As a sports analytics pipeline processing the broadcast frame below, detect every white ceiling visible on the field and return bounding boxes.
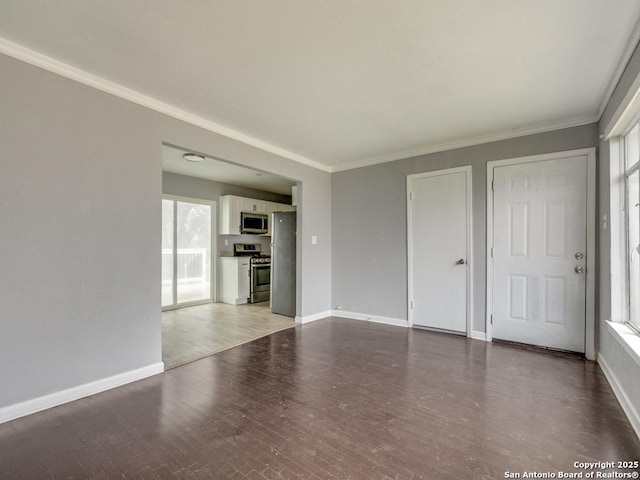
[162,145,296,196]
[1,1,640,172]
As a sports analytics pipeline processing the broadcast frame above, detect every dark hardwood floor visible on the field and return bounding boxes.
[1,317,638,479]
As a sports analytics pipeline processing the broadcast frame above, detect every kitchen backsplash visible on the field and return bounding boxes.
[218,235,271,257]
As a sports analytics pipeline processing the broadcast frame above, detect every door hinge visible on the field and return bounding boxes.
[491,180,494,191]
[491,247,494,258]
[410,300,414,309]
[409,191,413,201]
[490,314,493,325]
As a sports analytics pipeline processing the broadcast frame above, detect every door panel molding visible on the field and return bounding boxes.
[407,166,473,336]
[486,148,596,359]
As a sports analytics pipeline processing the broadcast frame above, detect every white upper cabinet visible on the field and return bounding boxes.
[220,195,242,235]
[239,197,265,214]
[275,204,296,213]
[220,195,294,235]
[262,202,276,237]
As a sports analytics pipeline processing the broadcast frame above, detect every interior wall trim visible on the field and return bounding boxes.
[0,36,330,174]
[598,354,640,440]
[295,310,332,324]
[332,310,409,328]
[331,117,597,173]
[470,331,488,341]
[0,362,165,425]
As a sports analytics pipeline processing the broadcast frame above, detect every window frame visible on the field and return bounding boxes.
[616,124,640,334]
[623,128,640,332]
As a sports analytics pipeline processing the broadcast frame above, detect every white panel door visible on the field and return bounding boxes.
[409,169,469,333]
[492,156,587,352]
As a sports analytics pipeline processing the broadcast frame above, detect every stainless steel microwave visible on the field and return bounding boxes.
[241,212,268,234]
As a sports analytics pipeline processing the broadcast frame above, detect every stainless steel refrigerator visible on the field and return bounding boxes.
[271,211,296,317]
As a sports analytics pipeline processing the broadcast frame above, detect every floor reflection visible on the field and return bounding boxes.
[3,317,638,479]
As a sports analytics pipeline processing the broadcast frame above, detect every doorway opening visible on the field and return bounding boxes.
[160,143,299,369]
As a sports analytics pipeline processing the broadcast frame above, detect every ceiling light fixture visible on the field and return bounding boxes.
[183,153,205,163]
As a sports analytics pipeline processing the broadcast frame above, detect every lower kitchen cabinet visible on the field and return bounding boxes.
[220,257,250,304]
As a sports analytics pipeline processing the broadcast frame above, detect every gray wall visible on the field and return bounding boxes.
[0,53,332,412]
[0,56,161,407]
[162,172,292,300]
[597,42,640,420]
[332,124,599,332]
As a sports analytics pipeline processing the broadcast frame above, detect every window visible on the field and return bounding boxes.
[162,196,214,309]
[623,124,640,331]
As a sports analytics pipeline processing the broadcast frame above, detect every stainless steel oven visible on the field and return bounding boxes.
[250,256,271,303]
[235,243,271,303]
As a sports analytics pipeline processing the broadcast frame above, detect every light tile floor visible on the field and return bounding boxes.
[162,302,295,369]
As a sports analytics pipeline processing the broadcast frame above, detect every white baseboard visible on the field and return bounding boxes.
[0,362,165,424]
[598,354,640,440]
[469,330,488,341]
[295,310,332,324]
[331,310,408,328]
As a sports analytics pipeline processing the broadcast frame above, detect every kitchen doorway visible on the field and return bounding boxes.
[160,143,299,369]
[486,149,596,358]
[407,166,472,334]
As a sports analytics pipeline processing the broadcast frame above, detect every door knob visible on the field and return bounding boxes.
[575,266,584,274]
[457,259,465,265]
[575,252,584,260]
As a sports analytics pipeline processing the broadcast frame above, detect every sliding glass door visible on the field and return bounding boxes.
[162,199,175,307]
[162,196,214,309]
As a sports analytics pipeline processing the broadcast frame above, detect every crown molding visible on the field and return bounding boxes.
[330,115,598,172]
[602,66,640,139]
[0,37,332,173]
[0,36,605,176]
[597,15,640,120]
